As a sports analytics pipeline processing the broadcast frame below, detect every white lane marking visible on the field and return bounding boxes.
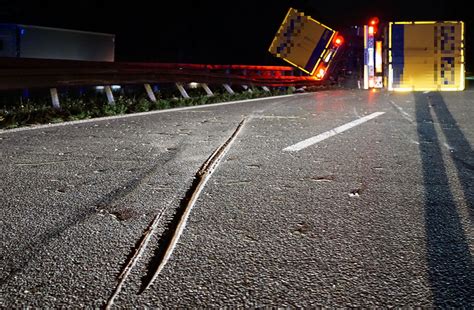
[0,93,308,135]
[389,100,413,123]
[283,112,385,152]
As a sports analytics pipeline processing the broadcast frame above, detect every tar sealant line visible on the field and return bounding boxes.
[0,93,307,135]
[283,112,385,152]
[105,207,168,309]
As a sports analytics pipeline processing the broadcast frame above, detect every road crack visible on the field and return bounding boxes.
[140,118,246,292]
[105,118,247,308]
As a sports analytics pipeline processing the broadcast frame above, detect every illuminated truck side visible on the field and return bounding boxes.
[0,24,115,62]
[269,8,343,80]
[387,21,465,91]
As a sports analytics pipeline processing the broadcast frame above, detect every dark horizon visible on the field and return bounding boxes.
[1,0,472,70]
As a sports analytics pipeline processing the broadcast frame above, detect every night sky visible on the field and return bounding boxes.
[1,0,472,70]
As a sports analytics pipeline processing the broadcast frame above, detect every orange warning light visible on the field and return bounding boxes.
[316,68,326,79]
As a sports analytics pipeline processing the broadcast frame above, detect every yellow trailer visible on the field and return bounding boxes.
[269,8,343,80]
[388,21,465,91]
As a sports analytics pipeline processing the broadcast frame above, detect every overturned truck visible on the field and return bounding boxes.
[269,8,344,80]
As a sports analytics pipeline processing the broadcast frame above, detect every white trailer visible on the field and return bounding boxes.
[0,24,115,62]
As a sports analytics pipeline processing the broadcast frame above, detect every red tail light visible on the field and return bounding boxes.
[334,36,344,46]
[370,17,379,25]
[369,17,379,34]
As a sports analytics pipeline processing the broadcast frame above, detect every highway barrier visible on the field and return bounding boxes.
[0,58,320,91]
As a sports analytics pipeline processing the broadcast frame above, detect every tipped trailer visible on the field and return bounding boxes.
[269,8,344,80]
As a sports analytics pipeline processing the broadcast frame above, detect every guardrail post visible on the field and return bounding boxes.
[262,86,270,92]
[201,83,214,96]
[144,83,157,102]
[176,83,190,99]
[50,88,60,109]
[104,86,115,105]
[242,85,253,93]
[223,84,235,95]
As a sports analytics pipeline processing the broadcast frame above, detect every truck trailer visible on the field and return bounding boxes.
[386,21,465,91]
[0,24,115,62]
[269,8,343,80]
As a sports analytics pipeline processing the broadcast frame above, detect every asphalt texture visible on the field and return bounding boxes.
[1,90,473,307]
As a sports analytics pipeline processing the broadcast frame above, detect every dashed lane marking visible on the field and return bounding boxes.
[283,112,385,152]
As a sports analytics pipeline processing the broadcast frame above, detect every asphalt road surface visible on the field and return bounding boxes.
[1,89,473,307]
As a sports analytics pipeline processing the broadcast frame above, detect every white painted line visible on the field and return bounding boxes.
[389,100,413,123]
[0,93,308,135]
[283,112,385,152]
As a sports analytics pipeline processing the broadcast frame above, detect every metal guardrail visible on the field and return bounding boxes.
[0,58,320,91]
[0,57,322,108]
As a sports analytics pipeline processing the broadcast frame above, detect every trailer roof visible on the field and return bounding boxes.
[0,23,115,37]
